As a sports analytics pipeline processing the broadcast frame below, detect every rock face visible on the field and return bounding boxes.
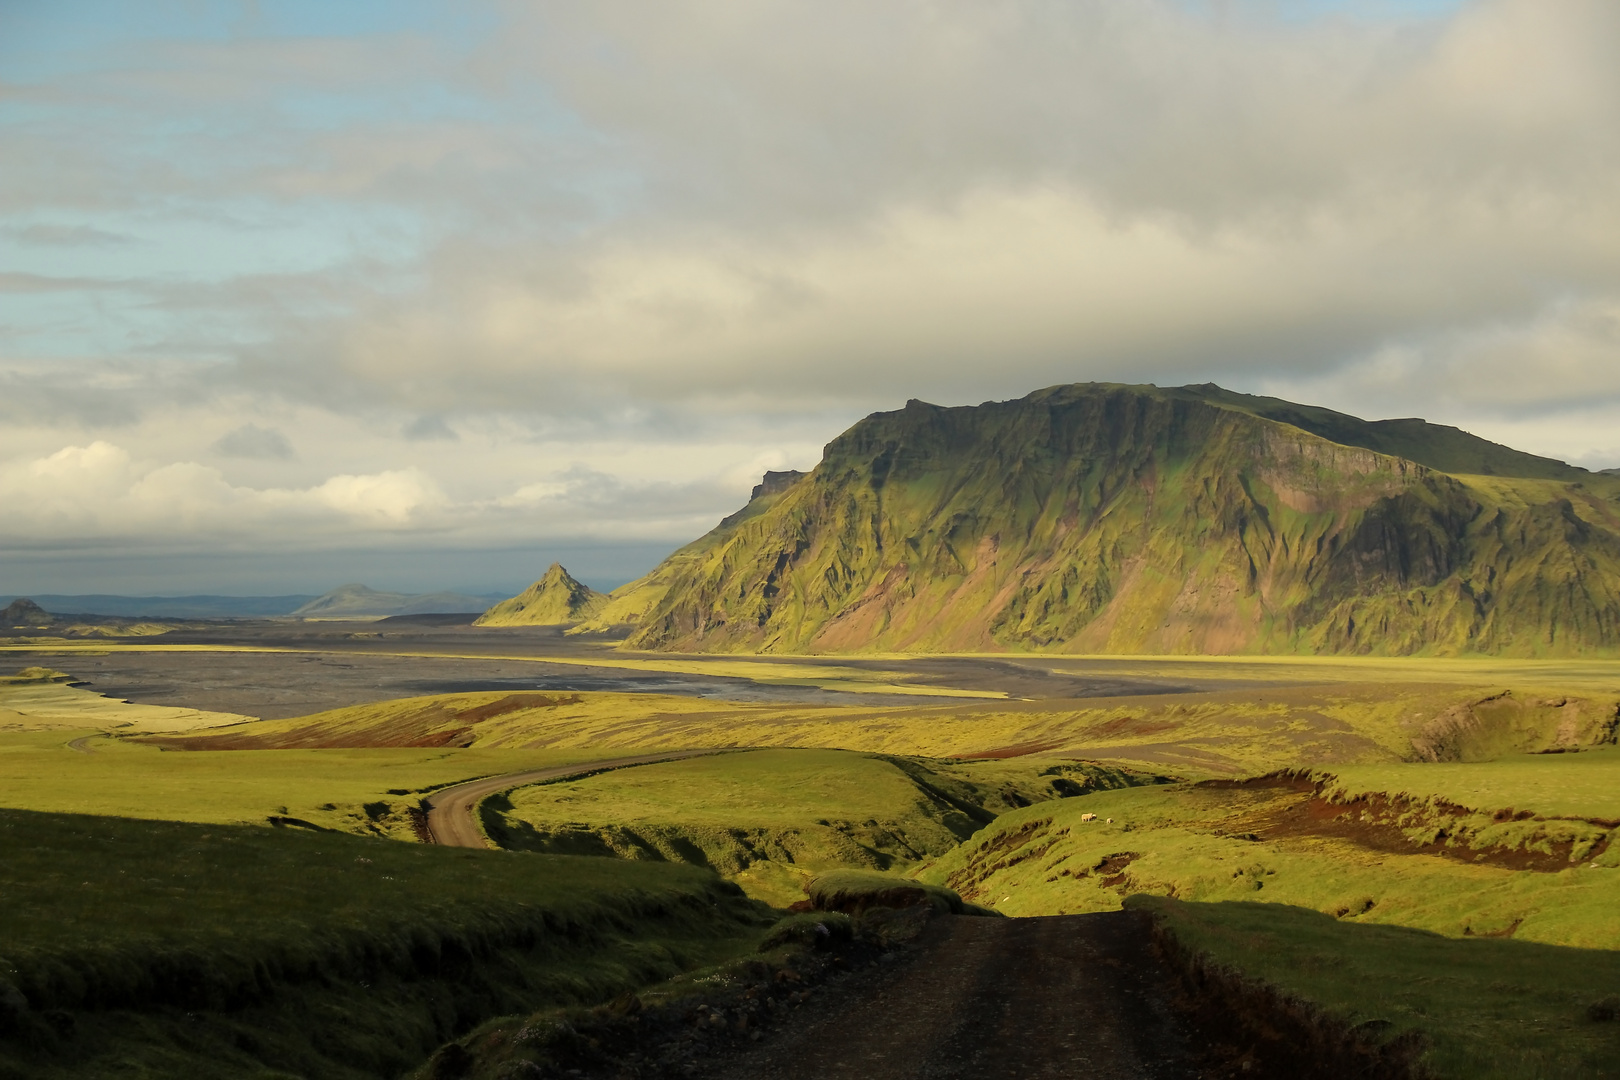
[600,382,1620,656]
[476,564,607,627]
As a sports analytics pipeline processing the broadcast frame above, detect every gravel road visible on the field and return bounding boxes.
[422,750,726,847]
[706,909,1199,1080]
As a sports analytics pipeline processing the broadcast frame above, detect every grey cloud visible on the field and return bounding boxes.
[5,0,1620,538]
[213,423,294,459]
[3,224,134,247]
[403,414,458,441]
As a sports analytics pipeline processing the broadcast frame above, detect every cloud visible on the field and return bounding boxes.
[2,224,134,247]
[403,414,458,441]
[0,442,446,548]
[3,0,1620,586]
[0,439,756,553]
[212,423,294,459]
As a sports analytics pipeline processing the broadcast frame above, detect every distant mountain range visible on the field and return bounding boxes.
[0,587,509,621]
[0,594,319,619]
[508,381,1620,656]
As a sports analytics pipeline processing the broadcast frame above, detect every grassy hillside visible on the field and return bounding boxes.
[572,473,808,632]
[609,382,1620,656]
[916,755,1620,948]
[1135,896,1620,1080]
[475,563,607,627]
[0,807,768,1080]
[482,747,1158,905]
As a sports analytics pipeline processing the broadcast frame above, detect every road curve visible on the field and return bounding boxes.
[422,749,724,848]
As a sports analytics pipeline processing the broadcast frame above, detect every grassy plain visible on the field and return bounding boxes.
[1326,750,1620,820]
[0,806,769,1080]
[146,676,1620,777]
[7,652,1620,1077]
[0,731,608,839]
[0,667,249,732]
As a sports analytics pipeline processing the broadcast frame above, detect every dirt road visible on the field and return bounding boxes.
[709,910,1199,1080]
[422,750,724,847]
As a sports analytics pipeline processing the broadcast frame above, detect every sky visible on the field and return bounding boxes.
[2,0,1617,596]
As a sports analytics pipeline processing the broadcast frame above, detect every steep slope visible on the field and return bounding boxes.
[475,564,607,626]
[618,383,1620,656]
[571,472,808,632]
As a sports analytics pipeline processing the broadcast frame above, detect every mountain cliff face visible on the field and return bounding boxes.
[475,564,606,626]
[598,383,1620,656]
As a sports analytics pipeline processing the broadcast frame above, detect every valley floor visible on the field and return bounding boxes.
[4,631,1620,1078]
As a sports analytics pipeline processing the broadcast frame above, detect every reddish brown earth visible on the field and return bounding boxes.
[1202,773,1615,873]
[706,911,1200,1080]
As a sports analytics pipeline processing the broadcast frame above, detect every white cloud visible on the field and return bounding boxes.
[0,442,448,546]
[4,0,1620,584]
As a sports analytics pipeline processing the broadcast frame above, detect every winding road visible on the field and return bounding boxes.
[421,749,724,847]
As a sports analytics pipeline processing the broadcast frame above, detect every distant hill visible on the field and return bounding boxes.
[475,564,607,626]
[578,382,1620,657]
[1,598,52,626]
[0,594,319,619]
[291,585,498,619]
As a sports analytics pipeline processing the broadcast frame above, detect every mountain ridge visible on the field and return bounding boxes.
[561,382,1620,656]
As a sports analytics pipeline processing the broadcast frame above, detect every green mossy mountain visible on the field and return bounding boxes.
[591,382,1620,656]
[476,563,607,626]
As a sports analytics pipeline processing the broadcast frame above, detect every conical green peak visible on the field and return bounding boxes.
[476,563,607,627]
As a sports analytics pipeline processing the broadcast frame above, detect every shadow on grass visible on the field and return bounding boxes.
[1132,896,1620,1079]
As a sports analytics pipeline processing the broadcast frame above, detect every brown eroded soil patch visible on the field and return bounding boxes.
[1203,773,1613,873]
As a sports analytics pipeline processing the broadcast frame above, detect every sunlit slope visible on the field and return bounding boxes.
[144,681,1620,776]
[476,563,607,626]
[617,382,1620,655]
[573,471,804,631]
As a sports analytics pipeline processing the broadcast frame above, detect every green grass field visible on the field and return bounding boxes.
[916,761,1620,947]
[0,806,771,1080]
[1133,896,1620,1079]
[1327,749,1620,820]
[0,729,613,840]
[485,748,1156,905]
[6,655,1620,1077]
